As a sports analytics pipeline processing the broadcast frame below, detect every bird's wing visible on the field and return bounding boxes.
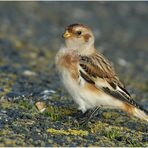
[79,54,147,112]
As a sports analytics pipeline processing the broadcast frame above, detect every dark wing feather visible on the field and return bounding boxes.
[79,54,145,109]
[102,87,148,114]
[79,70,95,84]
[79,54,126,90]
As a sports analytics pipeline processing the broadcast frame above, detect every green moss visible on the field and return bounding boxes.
[4,139,16,146]
[0,73,17,97]
[102,128,121,140]
[0,129,13,136]
[19,100,32,110]
[47,128,88,136]
[90,121,105,134]
[102,112,113,119]
[44,105,76,121]
[13,119,35,126]
[0,100,12,108]
[48,139,54,144]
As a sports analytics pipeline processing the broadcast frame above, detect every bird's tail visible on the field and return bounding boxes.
[123,103,148,122]
[133,107,148,121]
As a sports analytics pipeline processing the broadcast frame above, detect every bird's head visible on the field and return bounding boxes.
[63,23,95,55]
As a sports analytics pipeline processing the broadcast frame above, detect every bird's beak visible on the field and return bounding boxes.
[63,31,72,38]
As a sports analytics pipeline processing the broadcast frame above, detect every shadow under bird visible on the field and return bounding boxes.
[56,23,148,124]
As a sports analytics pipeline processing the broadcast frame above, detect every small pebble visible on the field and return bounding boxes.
[23,70,37,76]
[41,89,56,95]
[35,101,46,113]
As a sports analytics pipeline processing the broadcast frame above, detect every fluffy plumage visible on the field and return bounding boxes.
[56,23,148,122]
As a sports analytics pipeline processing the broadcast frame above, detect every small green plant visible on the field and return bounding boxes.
[103,128,121,140]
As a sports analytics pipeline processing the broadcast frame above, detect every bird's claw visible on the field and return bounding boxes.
[77,106,100,126]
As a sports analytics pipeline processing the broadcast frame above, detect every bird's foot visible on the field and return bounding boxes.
[78,106,100,126]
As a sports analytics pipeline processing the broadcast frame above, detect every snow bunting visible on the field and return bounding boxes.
[56,23,148,123]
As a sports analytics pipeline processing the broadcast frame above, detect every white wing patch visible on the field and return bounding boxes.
[95,78,114,90]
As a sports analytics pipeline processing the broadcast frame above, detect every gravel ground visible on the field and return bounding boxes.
[0,2,148,146]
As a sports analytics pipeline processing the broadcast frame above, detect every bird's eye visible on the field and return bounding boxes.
[76,31,82,35]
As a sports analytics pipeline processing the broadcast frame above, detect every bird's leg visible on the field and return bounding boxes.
[79,106,100,125]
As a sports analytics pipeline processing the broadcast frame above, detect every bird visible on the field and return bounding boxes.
[55,23,148,124]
